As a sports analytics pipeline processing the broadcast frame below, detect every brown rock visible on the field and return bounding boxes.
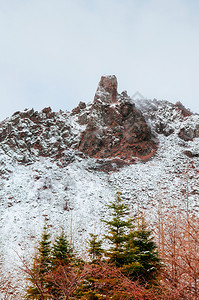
[71,101,86,115]
[78,76,157,167]
[42,107,52,114]
[184,150,199,158]
[175,101,192,117]
[178,124,199,141]
[94,75,118,104]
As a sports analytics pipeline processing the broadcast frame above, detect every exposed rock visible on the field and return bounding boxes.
[94,75,118,104]
[155,122,174,136]
[178,124,199,141]
[89,158,132,173]
[175,101,192,117]
[71,101,86,115]
[184,150,199,158]
[0,108,72,162]
[42,106,52,114]
[134,99,192,137]
[78,77,157,167]
[0,75,197,174]
[0,76,158,170]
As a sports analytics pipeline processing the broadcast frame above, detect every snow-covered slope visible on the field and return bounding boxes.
[0,75,199,274]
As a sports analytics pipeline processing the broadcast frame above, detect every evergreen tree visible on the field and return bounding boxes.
[25,221,52,299]
[51,229,72,267]
[37,223,52,273]
[88,233,103,263]
[46,229,74,299]
[124,218,161,285]
[103,194,162,286]
[103,192,133,267]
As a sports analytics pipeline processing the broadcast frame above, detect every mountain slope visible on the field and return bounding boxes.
[0,75,199,274]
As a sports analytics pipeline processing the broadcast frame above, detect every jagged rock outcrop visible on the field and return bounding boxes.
[0,107,73,163]
[0,75,158,171]
[94,75,118,104]
[78,76,157,169]
[0,75,198,173]
[174,101,192,117]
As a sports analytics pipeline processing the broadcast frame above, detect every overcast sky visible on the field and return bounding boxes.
[0,0,199,121]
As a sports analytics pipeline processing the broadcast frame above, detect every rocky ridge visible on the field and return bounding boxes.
[0,75,158,172]
[1,75,198,172]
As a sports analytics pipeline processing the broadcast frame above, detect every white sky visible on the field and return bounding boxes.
[0,0,199,121]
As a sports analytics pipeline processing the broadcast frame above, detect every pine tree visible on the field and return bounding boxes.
[124,218,161,286]
[38,223,52,273]
[51,229,72,267]
[24,221,52,299]
[103,192,133,267]
[45,229,75,299]
[103,194,162,286]
[88,233,103,263]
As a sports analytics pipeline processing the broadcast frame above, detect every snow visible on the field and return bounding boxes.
[0,98,198,279]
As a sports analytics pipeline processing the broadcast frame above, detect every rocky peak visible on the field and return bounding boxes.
[94,75,118,104]
[78,76,157,171]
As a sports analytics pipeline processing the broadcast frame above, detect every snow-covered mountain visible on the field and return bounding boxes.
[0,75,199,272]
